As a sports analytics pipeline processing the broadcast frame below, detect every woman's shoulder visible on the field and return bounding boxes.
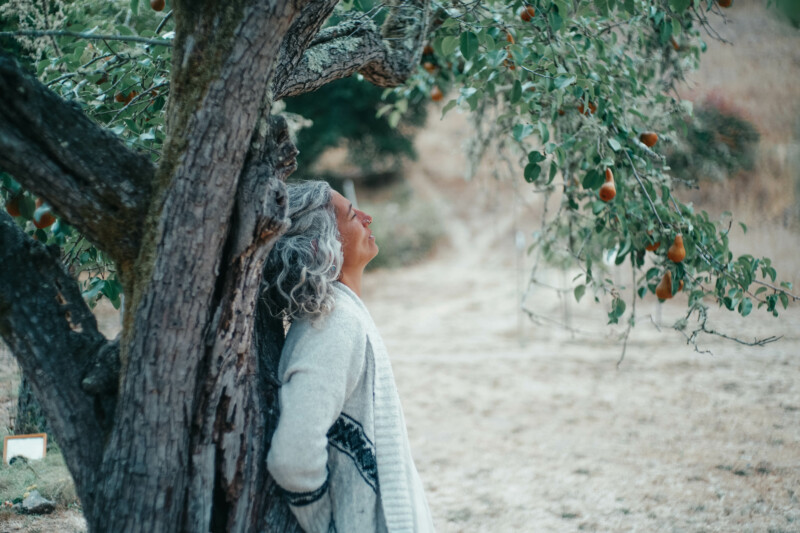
[287,284,366,340]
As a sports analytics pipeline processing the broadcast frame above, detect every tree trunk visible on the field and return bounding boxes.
[0,0,429,530]
[15,374,49,437]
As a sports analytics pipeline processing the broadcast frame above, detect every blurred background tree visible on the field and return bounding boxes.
[285,76,427,184]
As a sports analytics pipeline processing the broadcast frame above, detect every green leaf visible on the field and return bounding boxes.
[441,99,457,118]
[115,25,134,36]
[553,0,571,16]
[739,222,747,234]
[608,297,626,324]
[608,138,621,151]
[130,0,139,16]
[538,122,550,144]
[101,278,121,302]
[623,0,636,14]
[548,10,563,31]
[524,163,541,183]
[582,169,603,190]
[376,104,393,119]
[388,110,401,128]
[82,279,105,300]
[19,196,35,220]
[440,36,459,56]
[513,124,534,142]
[669,0,691,12]
[574,284,586,302]
[547,162,558,185]
[671,17,682,38]
[595,0,611,16]
[528,151,546,164]
[554,75,576,89]
[739,297,753,317]
[510,80,522,104]
[459,32,480,61]
[659,19,672,45]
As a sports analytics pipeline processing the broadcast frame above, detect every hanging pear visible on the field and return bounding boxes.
[599,168,616,202]
[656,271,674,300]
[668,234,686,263]
[655,270,684,300]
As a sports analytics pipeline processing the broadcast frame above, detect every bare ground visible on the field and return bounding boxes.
[363,164,800,532]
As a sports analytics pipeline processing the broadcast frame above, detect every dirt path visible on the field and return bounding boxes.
[360,117,800,532]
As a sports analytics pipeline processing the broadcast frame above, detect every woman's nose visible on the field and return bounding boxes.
[357,210,372,225]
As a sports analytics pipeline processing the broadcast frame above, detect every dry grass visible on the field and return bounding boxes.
[676,0,800,250]
[0,446,79,508]
[680,0,800,142]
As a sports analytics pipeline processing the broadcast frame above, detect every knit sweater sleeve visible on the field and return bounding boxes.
[267,301,367,533]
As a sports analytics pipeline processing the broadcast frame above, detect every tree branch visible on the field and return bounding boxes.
[0,211,110,511]
[271,0,341,97]
[0,54,155,269]
[273,0,430,100]
[0,29,173,47]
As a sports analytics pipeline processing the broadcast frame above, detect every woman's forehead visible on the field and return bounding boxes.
[330,191,350,215]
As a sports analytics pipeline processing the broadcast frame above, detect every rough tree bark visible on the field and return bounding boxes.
[0,0,428,531]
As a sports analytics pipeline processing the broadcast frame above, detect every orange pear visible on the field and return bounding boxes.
[667,234,686,263]
[599,168,616,202]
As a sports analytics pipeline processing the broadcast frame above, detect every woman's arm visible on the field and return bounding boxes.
[267,307,366,532]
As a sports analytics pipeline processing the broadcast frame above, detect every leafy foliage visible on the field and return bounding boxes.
[285,76,427,179]
[0,0,172,309]
[387,0,795,340]
[0,0,796,343]
[772,0,800,28]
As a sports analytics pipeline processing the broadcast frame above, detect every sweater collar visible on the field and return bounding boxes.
[333,281,364,309]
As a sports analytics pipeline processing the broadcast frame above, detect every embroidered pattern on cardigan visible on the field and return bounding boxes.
[327,413,378,492]
[282,475,329,507]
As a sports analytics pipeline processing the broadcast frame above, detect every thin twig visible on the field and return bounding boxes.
[617,261,636,368]
[622,147,665,229]
[155,11,174,35]
[0,30,172,47]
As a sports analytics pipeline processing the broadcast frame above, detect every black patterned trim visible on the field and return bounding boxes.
[327,413,378,492]
[282,475,329,507]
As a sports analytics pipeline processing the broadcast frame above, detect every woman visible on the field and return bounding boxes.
[264,181,435,533]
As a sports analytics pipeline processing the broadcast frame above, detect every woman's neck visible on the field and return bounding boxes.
[338,268,363,297]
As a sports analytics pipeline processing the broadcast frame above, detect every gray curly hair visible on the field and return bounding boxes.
[262,180,343,323]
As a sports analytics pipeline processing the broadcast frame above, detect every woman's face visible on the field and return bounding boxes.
[331,190,378,270]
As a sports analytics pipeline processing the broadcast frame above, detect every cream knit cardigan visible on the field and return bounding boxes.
[267,282,435,533]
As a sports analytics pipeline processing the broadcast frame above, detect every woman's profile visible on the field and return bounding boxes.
[264,180,435,533]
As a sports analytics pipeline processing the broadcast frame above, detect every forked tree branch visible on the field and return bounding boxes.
[0,54,155,269]
[271,0,341,95]
[0,211,111,511]
[273,0,430,99]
